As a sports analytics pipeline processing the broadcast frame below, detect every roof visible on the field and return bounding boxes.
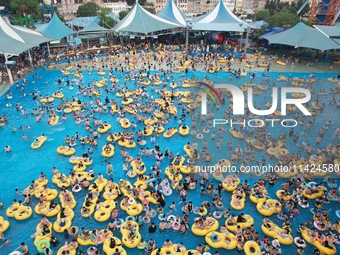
[262,22,340,51]
[191,0,250,32]
[156,0,187,26]
[261,27,284,37]
[251,20,268,29]
[0,16,52,55]
[66,16,100,28]
[35,13,75,40]
[113,2,182,34]
[79,21,111,33]
[106,12,120,22]
[243,9,255,15]
[314,24,340,46]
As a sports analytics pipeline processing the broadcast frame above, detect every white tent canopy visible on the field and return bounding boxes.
[0,16,51,55]
[113,2,183,34]
[156,0,187,26]
[0,16,52,84]
[191,0,250,32]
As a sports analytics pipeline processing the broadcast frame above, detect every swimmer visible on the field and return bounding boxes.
[0,238,11,249]
[4,146,12,153]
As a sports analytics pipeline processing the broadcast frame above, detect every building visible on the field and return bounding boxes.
[148,0,235,15]
[244,0,266,10]
[102,1,128,15]
[56,0,128,21]
[148,0,188,13]
[280,0,295,4]
[185,0,235,16]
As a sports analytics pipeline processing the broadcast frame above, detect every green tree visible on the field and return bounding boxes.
[119,10,129,20]
[255,26,268,38]
[0,0,9,6]
[9,0,42,21]
[144,1,155,13]
[55,8,65,22]
[127,0,146,6]
[255,9,270,22]
[98,8,116,29]
[302,19,312,26]
[268,7,300,28]
[76,2,100,17]
[144,7,155,14]
[291,0,310,16]
[265,0,277,15]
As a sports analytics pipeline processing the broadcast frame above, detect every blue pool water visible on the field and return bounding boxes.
[0,67,339,255]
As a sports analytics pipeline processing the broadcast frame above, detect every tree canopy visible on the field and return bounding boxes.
[256,9,270,22]
[127,0,146,6]
[264,0,309,16]
[119,10,129,20]
[257,0,311,30]
[9,0,42,21]
[98,8,116,29]
[55,8,65,22]
[268,7,300,28]
[76,2,100,17]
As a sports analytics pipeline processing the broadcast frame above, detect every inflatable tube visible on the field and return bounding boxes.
[307,181,317,188]
[125,216,136,222]
[172,222,181,231]
[294,237,306,248]
[115,218,124,228]
[9,252,22,255]
[162,186,173,196]
[196,133,204,139]
[244,240,261,255]
[143,216,150,224]
[36,239,50,253]
[213,211,223,219]
[148,209,157,218]
[167,215,176,223]
[72,185,82,193]
[327,182,338,188]
[310,208,318,215]
[336,210,340,218]
[158,213,165,221]
[128,198,135,205]
[298,200,309,209]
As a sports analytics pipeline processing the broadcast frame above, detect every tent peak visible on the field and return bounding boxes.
[114,0,182,34]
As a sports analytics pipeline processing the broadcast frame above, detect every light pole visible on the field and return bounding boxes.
[185,18,192,55]
[244,25,250,55]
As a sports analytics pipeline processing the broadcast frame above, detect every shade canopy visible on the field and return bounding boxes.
[156,0,187,26]
[261,27,284,37]
[106,12,120,22]
[0,16,52,55]
[314,24,340,46]
[67,17,100,28]
[262,22,340,51]
[191,0,249,32]
[113,2,182,34]
[251,20,268,29]
[79,21,111,33]
[35,13,75,40]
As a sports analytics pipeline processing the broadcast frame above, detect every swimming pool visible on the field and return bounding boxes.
[0,66,339,255]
